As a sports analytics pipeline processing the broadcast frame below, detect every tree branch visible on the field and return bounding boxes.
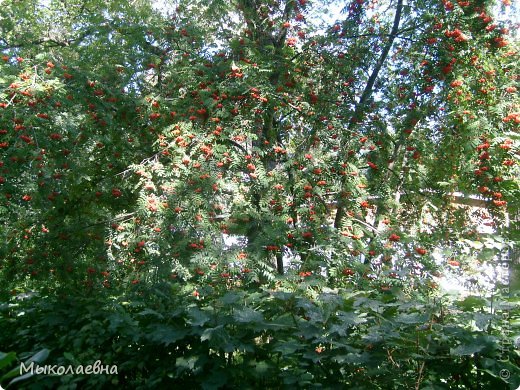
[334,0,404,228]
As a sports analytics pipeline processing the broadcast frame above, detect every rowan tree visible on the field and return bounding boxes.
[0,1,518,386]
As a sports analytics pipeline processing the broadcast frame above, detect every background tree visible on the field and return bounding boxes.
[0,0,518,388]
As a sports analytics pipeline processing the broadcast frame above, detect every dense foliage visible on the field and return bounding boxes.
[1,284,519,389]
[0,0,518,388]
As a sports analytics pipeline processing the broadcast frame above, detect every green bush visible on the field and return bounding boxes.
[1,278,518,389]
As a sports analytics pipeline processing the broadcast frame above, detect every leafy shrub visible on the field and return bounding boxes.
[1,278,518,389]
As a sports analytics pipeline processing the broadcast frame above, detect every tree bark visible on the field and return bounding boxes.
[334,0,404,228]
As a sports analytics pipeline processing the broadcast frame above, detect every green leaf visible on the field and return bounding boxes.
[137,308,164,319]
[175,356,199,373]
[219,291,244,305]
[455,296,488,311]
[333,352,371,364]
[8,372,35,387]
[450,343,484,356]
[0,352,16,370]
[63,352,76,363]
[146,324,188,346]
[271,291,294,301]
[27,349,50,364]
[187,306,211,327]
[261,313,294,330]
[233,307,264,323]
[0,350,47,385]
[201,325,228,343]
[1,365,21,382]
[473,313,493,330]
[274,340,303,356]
[395,313,429,324]
[250,360,273,377]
